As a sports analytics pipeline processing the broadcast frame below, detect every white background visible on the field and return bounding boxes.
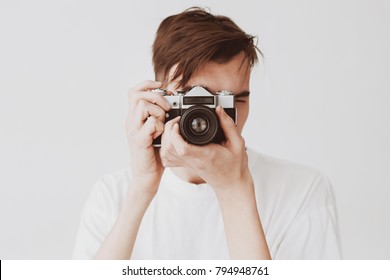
[2,260,390,280]
[0,0,389,259]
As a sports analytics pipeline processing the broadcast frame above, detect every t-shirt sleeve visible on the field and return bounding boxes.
[273,174,343,259]
[72,179,114,259]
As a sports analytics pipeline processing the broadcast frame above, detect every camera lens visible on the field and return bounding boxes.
[190,117,208,134]
[180,105,219,145]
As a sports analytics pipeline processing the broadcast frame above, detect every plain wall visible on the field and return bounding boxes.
[0,0,389,259]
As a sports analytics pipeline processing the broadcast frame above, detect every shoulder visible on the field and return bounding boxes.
[100,167,132,190]
[94,167,131,195]
[247,147,336,216]
[73,167,132,259]
[247,147,321,181]
[84,167,132,219]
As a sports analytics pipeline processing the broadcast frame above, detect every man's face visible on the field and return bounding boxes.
[165,52,251,135]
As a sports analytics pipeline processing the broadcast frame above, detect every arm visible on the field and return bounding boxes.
[215,178,271,259]
[94,80,171,259]
[160,106,271,259]
[94,185,154,259]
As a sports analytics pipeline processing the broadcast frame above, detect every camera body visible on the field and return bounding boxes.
[152,86,236,146]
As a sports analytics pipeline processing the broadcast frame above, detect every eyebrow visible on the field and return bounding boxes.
[234,91,250,98]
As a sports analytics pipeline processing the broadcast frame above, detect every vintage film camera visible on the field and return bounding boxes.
[152,86,236,146]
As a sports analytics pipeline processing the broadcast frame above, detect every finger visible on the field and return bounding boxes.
[165,122,226,171]
[168,123,188,156]
[169,123,208,158]
[170,123,221,169]
[160,116,180,146]
[133,91,171,111]
[161,116,181,160]
[161,116,180,148]
[134,100,166,126]
[132,80,162,91]
[139,116,164,142]
[216,106,241,144]
[128,80,171,111]
[164,116,181,132]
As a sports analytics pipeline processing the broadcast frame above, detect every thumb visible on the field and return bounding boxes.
[216,106,240,143]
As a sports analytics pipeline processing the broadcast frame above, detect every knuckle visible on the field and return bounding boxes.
[240,136,246,147]
[148,116,157,125]
[149,92,160,98]
[236,136,246,151]
[177,146,189,157]
[155,94,170,109]
[138,99,147,108]
[155,107,165,120]
[156,120,164,131]
[157,106,166,115]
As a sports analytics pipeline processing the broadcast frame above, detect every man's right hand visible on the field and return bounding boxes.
[125,80,171,198]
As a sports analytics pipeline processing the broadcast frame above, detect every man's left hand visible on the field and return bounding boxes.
[159,106,253,192]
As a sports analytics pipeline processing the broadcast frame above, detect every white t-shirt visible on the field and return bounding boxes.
[73,148,342,259]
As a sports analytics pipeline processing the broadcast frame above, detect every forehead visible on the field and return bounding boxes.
[167,52,251,93]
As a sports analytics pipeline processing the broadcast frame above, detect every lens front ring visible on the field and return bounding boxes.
[180,105,219,145]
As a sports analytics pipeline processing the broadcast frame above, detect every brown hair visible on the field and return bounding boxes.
[152,7,261,88]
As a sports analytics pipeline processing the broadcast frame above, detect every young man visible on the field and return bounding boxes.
[73,8,342,260]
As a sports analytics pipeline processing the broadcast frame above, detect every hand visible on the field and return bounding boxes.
[159,106,270,260]
[125,80,171,197]
[159,106,253,193]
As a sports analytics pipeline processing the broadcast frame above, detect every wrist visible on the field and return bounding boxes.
[214,173,257,208]
[213,169,254,195]
[130,170,164,194]
[126,180,158,205]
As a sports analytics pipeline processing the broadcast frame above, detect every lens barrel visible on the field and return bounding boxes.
[179,105,219,145]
